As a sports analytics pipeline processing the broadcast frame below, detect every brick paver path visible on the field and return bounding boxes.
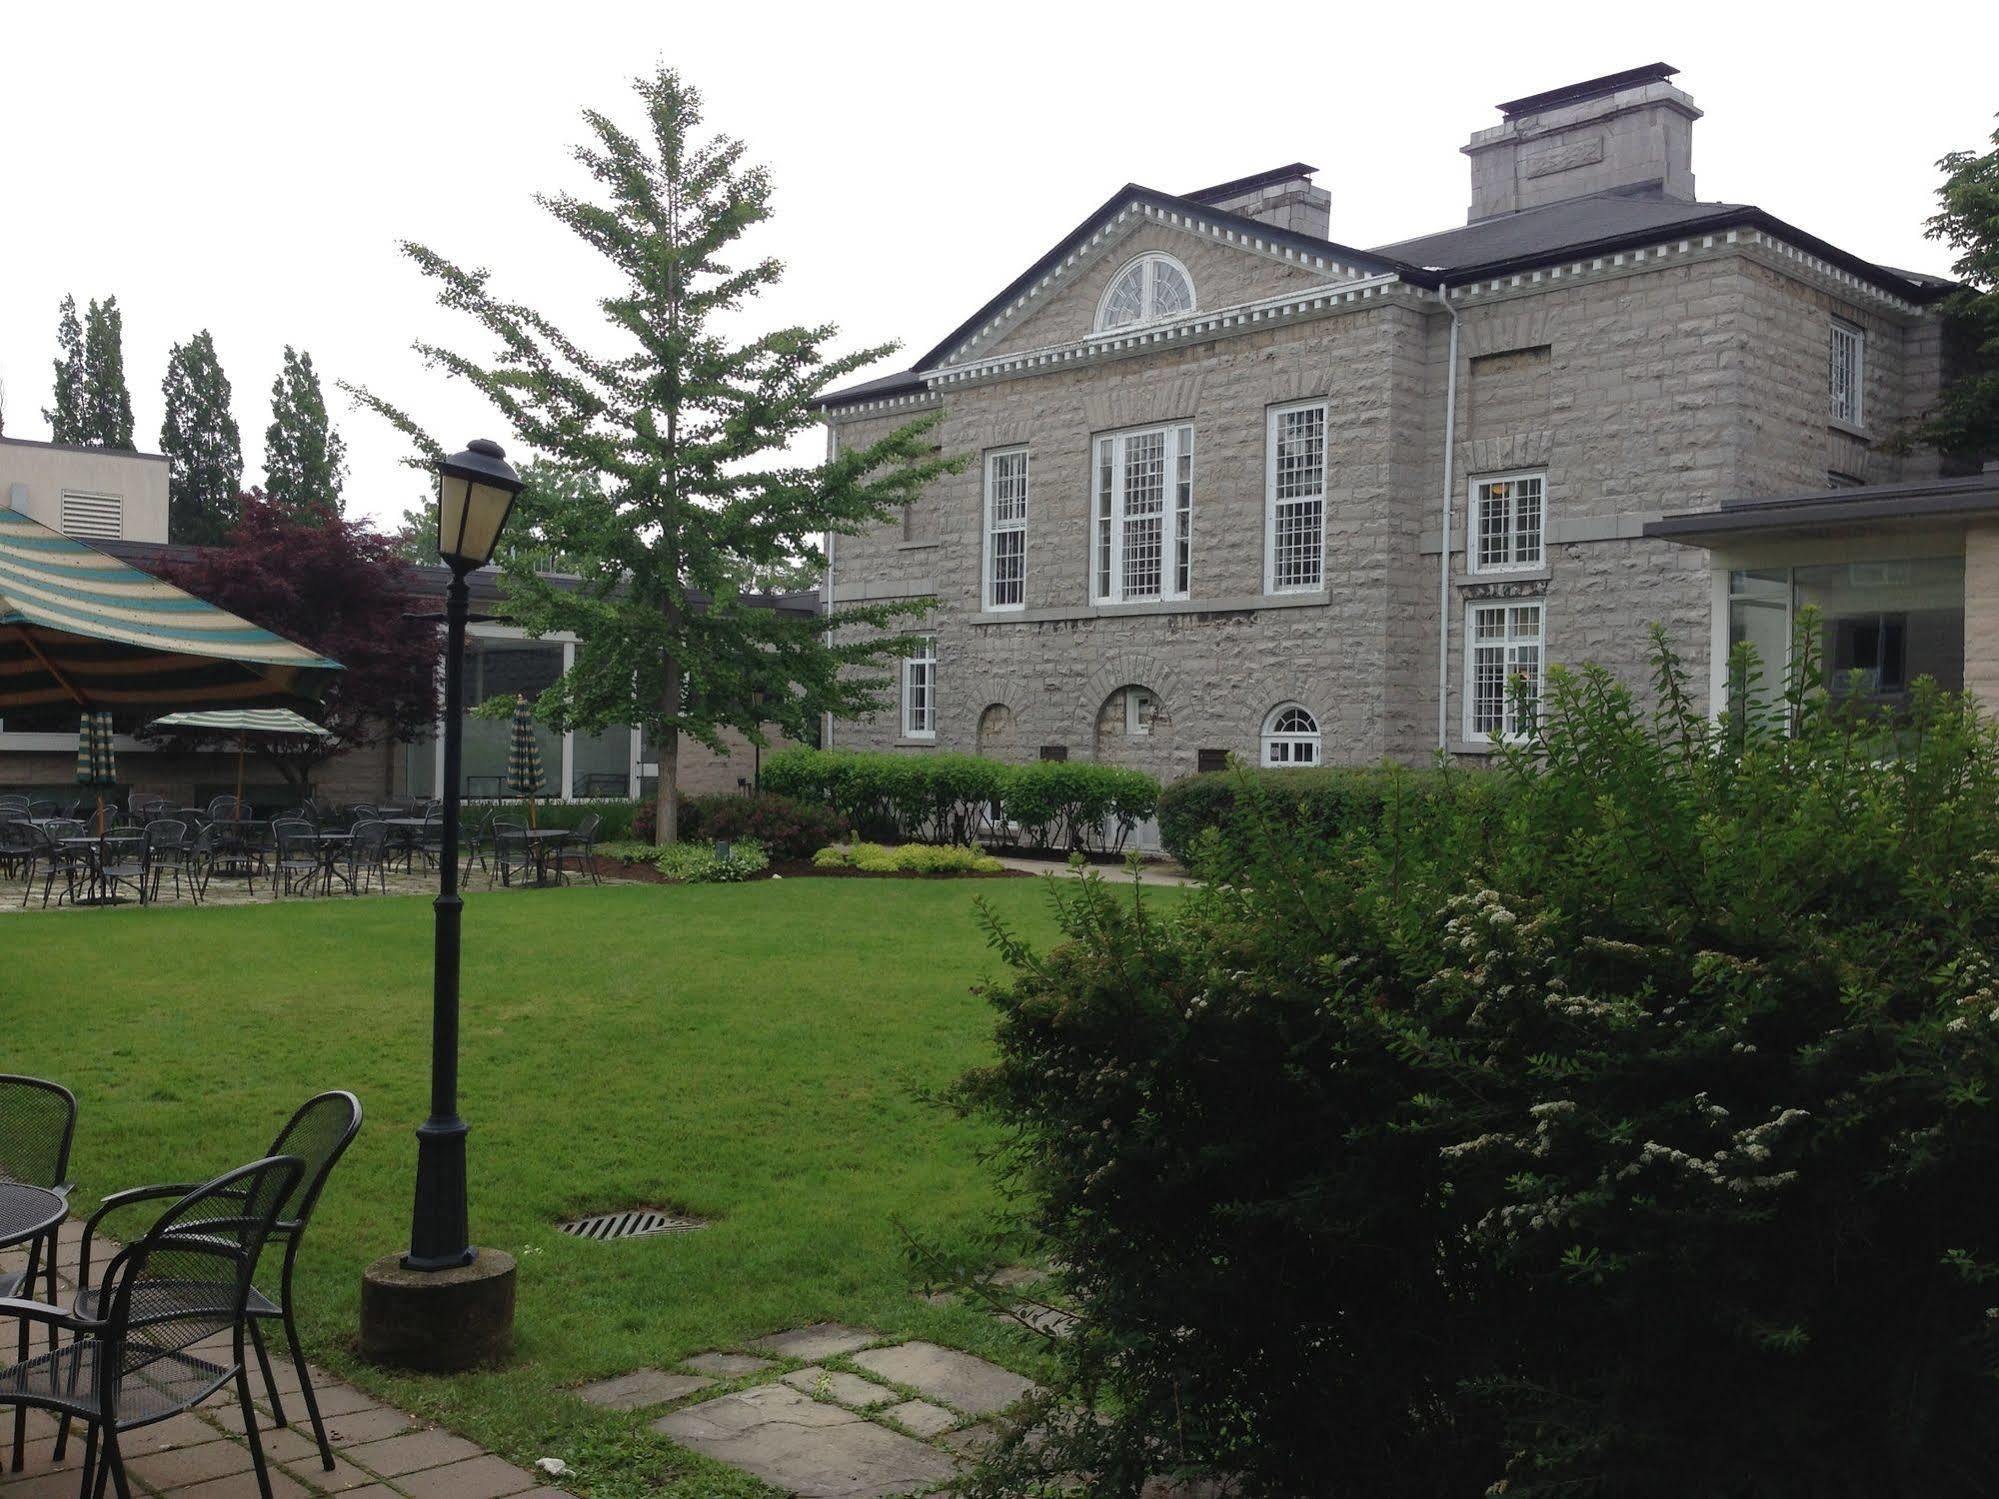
[0,1222,559,1499]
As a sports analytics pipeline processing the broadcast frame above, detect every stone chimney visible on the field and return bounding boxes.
[1464,63,1700,222]
[1183,163,1332,240]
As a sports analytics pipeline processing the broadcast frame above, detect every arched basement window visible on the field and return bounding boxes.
[1261,703,1321,766]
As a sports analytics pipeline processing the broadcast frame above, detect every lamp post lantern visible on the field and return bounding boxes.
[359,439,526,1371]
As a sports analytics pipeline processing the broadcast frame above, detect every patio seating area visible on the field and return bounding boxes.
[0,795,610,913]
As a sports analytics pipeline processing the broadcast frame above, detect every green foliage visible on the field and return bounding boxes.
[764,749,1157,853]
[1155,762,1506,870]
[956,628,1999,1498]
[265,345,347,520]
[468,797,642,841]
[653,837,767,882]
[677,792,848,860]
[812,841,1004,874]
[1895,114,1999,463]
[43,294,85,443]
[45,294,133,448]
[160,330,244,544]
[346,67,961,845]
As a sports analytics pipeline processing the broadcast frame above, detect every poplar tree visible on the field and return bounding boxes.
[43,295,86,443]
[350,67,956,843]
[265,346,347,520]
[80,296,135,448]
[160,330,245,543]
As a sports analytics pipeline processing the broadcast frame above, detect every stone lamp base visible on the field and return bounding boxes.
[359,1250,517,1372]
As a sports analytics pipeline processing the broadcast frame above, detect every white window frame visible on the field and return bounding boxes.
[1830,318,1865,428]
[1260,703,1322,766]
[1092,423,1194,604]
[1264,400,1328,594]
[1467,472,1545,575]
[901,635,937,740]
[1094,252,1197,332]
[982,447,1029,612]
[1463,600,1546,745]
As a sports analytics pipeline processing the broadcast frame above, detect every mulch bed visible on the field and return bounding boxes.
[586,855,1030,884]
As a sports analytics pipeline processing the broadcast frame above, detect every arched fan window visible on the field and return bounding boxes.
[1260,703,1322,766]
[1096,253,1196,331]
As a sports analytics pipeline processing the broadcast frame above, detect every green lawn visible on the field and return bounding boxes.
[6,877,1175,1496]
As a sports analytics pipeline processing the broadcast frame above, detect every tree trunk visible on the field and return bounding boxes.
[655,652,683,844]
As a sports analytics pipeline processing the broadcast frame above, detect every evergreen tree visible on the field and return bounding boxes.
[43,294,85,443]
[350,66,957,842]
[159,330,245,543]
[264,346,347,520]
[80,296,135,448]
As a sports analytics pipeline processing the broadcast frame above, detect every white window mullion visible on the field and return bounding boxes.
[1265,402,1327,593]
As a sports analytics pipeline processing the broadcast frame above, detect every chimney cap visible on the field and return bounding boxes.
[1182,162,1320,205]
[1497,62,1679,119]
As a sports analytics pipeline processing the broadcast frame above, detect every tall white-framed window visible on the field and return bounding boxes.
[983,447,1029,611]
[1465,601,1544,743]
[1830,318,1865,427]
[1469,473,1545,574]
[901,635,937,739]
[1265,401,1327,592]
[1095,252,1196,332]
[1260,703,1322,766]
[1093,424,1193,604]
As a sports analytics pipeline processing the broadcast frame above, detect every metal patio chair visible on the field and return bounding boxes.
[68,1094,361,1473]
[488,818,529,888]
[344,820,390,895]
[16,1154,304,1499]
[20,823,87,909]
[0,1076,77,1472]
[550,812,602,886]
[141,821,193,904]
[271,821,319,898]
[0,820,31,880]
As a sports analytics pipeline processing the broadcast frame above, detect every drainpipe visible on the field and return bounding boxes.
[821,421,837,750]
[1435,280,1461,752]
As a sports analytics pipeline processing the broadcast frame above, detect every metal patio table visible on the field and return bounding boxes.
[518,828,574,887]
[56,835,128,907]
[314,829,355,895]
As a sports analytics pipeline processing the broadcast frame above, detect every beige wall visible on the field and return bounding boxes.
[1967,523,1999,712]
[0,437,170,543]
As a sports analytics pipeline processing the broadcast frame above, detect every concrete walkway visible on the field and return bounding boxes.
[0,1222,558,1499]
[991,856,1195,888]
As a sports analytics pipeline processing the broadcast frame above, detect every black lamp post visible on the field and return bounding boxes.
[406,438,523,1272]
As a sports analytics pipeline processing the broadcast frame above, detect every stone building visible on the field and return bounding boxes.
[818,63,1993,786]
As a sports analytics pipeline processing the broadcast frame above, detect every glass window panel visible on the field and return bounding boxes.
[571,724,632,799]
[1793,556,1963,705]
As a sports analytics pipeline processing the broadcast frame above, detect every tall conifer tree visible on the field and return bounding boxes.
[264,346,347,520]
[43,295,85,443]
[350,67,956,842]
[160,330,245,543]
[80,296,135,448]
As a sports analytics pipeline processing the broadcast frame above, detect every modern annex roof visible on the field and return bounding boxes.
[820,65,1951,413]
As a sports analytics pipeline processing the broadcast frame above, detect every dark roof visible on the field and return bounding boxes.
[1497,63,1678,118]
[819,174,1952,412]
[1183,162,1319,204]
[1646,473,1999,544]
[0,434,168,464]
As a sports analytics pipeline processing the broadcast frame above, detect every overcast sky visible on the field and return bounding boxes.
[4,2,1993,527]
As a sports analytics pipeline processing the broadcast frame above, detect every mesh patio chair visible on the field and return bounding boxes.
[0,797,29,821]
[0,1076,77,1472]
[488,818,529,888]
[550,813,602,886]
[459,807,495,875]
[95,830,148,905]
[345,821,390,895]
[271,821,319,899]
[13,1154,304,1499]
[20,823,88,909]
[206,795,245,821]
[0,820,31,881]
[141,821,193,904]
[25,801,57,821]
[68,1095,361,1473]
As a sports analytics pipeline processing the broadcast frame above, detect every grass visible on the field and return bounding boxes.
[6,877,1183,1496]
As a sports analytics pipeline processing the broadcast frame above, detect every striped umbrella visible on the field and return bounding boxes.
[0,505,340,716]
[75,709,117,825]
[505,695,546,828]
[149,707,335,808]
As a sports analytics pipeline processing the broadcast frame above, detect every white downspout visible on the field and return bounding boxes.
[821,421,837,750]
[1436,283,1461,752]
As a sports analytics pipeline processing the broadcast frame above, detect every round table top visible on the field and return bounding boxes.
[0,1181,68,1250]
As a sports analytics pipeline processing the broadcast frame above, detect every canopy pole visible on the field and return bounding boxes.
[13,625,89,707]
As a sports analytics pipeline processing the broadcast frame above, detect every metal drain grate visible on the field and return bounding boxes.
[557,1208,707,1242]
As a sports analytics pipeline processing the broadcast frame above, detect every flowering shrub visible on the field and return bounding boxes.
[652,838,767,883]
[812,841,1004,875]
[955,626,1999,1498]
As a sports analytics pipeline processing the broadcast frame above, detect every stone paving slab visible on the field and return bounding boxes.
[781,1366,898,1409]
[746,1322,882,1362]
[682,1351,774,1378]
[652,1384,957,1498]
[573,1368,714,1410]
[881,1401,956,1438]
[849,1342,1038,1417]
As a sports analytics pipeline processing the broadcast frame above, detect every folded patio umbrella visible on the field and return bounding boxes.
[505,694,546,829]
[0,505,341,721]
[75,709,117,825]
[148,707,336,808]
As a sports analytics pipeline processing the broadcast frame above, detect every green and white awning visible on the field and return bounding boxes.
[0,506,341,716]
[149,708,336,738]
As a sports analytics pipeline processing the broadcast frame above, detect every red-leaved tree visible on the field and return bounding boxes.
[143,492,440,794]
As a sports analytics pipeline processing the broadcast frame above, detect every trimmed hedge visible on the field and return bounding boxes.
[1155,764,1505,869]
[763,748,1158,853]
[679,793,848,860]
